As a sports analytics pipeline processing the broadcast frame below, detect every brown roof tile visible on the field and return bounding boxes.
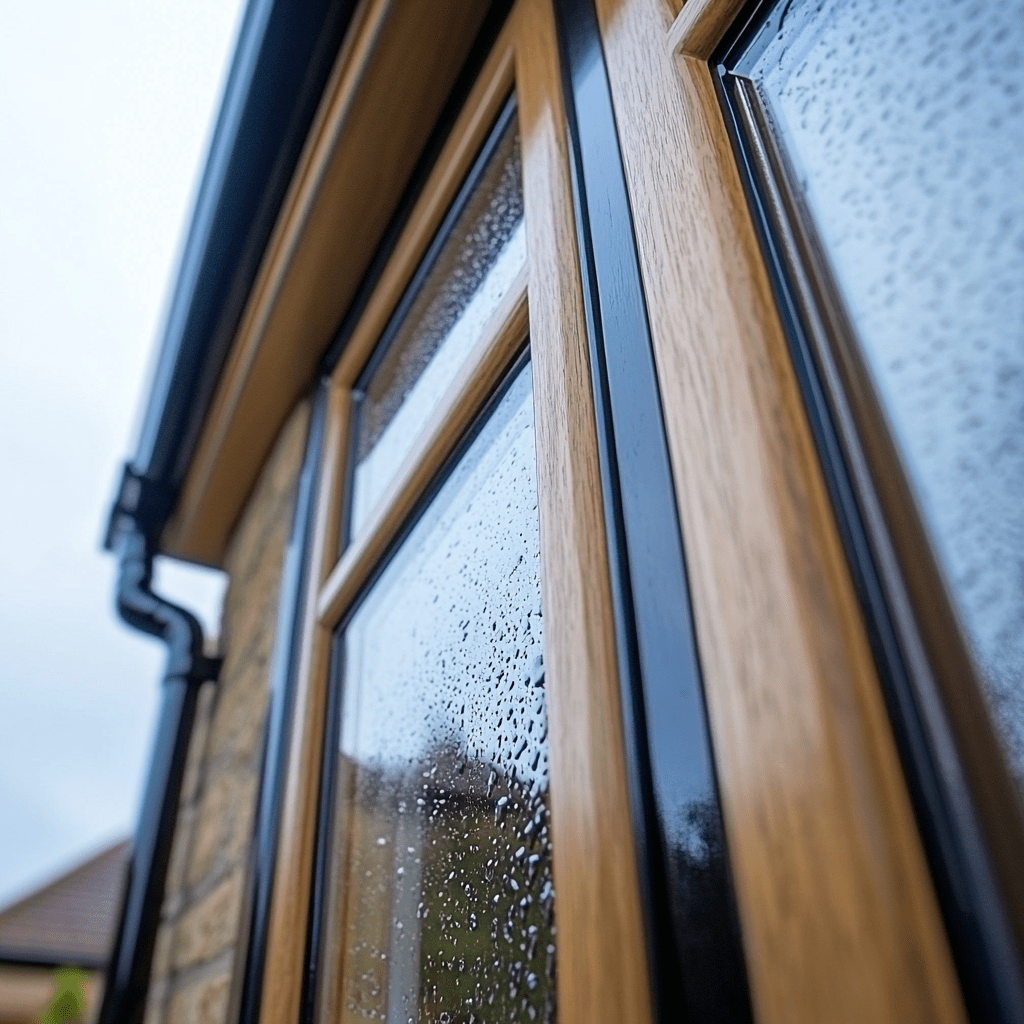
[0,840,129,968]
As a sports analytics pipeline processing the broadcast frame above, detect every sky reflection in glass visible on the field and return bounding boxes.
[349,115,525,540]
[743,0,1024,792]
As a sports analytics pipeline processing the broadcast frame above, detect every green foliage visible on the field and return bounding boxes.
[34,968,88,1024]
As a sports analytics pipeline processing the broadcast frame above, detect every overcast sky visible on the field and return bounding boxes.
[0,0,245,908]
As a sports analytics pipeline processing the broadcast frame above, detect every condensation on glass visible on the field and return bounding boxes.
[737,0,1024,792]
[347,105,526,542]
[316,361,556,1024]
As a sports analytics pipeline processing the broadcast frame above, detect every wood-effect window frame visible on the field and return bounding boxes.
[225,1,981,1023]
[255,4,652,1023]
[588,0,968,1022]
[710,3,1024,1020]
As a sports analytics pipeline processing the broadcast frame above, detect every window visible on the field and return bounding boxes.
[254,5,660,1022]
[231,0,1018,1022]
[715,0,1024,1017]
[344,102,525,542]
[316,355,554,1023]
[312,103,556,1022]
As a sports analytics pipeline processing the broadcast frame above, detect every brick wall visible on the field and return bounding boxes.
[144,399,311,1024]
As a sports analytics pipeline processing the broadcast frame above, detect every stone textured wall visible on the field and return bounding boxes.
[144,400,311,1024]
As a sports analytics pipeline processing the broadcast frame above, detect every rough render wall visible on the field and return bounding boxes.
[144,399,311,1024]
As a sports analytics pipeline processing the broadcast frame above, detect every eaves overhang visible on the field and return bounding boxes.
[104,0,360,558]
[105,0,498,567]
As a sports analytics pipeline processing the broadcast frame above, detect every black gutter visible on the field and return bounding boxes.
[97,527,222,1024]
[553,0,754,1020]
[105,0,359,550]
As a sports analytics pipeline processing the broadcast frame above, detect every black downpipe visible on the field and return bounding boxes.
[97,528,221,1024]
[98,0,361,1016]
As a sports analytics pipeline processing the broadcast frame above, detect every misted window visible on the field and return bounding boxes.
[346,104,525,544]
[313,99,557,1024]
[724,0,1024,793]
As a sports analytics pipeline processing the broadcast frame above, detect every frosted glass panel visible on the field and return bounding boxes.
[319,362,556,1024]
[742,0,1024,788]
[349,111,525,540]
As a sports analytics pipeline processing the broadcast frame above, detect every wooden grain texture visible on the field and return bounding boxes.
[667,0,746,59]
[517,0,654,1021]
[317,275,529,626]
[592,1,968,1022]
[663,0,686,23]
[257,386,348,1024]
[163,0,488,566]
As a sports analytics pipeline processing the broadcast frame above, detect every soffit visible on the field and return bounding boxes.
[162,0,490,564]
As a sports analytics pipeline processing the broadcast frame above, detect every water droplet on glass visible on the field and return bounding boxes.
[319,352,557,1019]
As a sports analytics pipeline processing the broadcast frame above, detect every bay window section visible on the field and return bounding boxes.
[728,0,1024,796]
[715,0,1024,1014]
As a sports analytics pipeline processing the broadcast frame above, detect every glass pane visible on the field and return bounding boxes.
[318,361,557,1024]
[348,105,526,541]
[741,0,1024,792]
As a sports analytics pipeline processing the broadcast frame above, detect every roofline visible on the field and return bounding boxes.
[0,948,106,971]
[105,0,358,552]
[0,839,130,974]
[0,839,130,920]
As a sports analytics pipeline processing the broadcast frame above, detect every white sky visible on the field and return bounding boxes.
[0,0,246,907]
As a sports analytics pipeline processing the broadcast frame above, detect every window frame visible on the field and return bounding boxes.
[227,1,987,1023]
[710,3,1024,1018]
[593,0,970,1021]
[254,4,653,1022]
